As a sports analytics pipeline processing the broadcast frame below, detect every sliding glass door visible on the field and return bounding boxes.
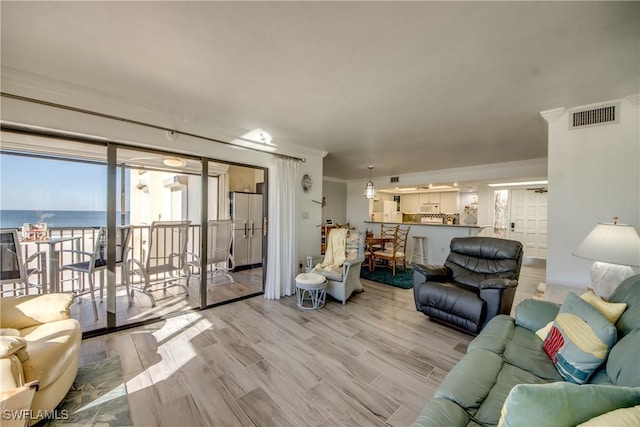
[1,132,266,334]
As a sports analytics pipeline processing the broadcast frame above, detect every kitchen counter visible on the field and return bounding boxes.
[365,221,488,229]
[364,221,491,265]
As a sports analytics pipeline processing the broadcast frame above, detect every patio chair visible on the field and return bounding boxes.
[0,229,45,296]
[59,226,133,320]
[127,221,191,307]
[188,220,235,284]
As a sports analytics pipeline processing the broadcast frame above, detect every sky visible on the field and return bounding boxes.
[0,154,108,210]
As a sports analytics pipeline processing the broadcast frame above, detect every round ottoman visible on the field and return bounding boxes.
[295,272,328,310]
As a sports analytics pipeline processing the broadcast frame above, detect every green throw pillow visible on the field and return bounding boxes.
[542,292,617,384]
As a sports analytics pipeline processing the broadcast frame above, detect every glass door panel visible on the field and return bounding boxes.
[0,135,108,332]
[115,148,202,327]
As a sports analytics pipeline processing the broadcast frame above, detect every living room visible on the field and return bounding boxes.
[1,2,639,426]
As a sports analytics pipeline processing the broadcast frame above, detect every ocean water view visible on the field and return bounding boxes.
[0,210,129,229]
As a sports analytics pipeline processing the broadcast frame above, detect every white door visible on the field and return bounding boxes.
[509,188,548,259]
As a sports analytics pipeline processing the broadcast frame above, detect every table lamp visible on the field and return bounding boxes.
[573,217,640,298]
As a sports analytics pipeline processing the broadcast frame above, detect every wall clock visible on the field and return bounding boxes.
[301,173,313,192]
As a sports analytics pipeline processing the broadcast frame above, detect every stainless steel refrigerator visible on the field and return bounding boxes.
[230,192,263,268]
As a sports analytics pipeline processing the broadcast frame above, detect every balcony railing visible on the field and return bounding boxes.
[1,224,202,297]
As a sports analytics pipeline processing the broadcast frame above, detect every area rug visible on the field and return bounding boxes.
[360,266,414,289]
[40,356,131,427]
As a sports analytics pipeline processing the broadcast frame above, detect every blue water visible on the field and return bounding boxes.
[0,210,130,229]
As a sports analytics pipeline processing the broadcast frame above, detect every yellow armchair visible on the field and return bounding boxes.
[1,294,81,424]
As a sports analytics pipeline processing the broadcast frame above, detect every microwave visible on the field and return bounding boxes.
[419,204,440,213]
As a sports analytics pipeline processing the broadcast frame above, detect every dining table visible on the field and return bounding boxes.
[364,235,393,271]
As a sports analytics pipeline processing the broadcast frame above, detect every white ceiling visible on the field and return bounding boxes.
[1,2,638,181]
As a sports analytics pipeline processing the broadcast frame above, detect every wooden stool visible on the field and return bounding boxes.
[411,236,428,265]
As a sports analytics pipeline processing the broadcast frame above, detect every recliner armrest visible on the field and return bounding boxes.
[413,263,452,282]
[479,278,518,290]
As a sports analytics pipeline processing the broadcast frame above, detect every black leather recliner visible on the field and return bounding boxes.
[413,236,523,335]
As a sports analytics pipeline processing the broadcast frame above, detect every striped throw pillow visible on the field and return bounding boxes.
[543,292,617,384]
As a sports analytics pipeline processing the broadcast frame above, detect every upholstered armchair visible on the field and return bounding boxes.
[413,236,523,335]
[306,230,365,304]
[1,293,81,422]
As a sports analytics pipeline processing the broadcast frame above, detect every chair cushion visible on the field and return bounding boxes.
[20,319,82,389]
[424,282,485,333]
[345,232,360,261]
[311,267,343,282]
[542,292,617,384]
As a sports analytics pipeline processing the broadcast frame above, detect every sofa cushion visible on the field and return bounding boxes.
[514,298,561,332]
[475,362,552,425]
[413,398,471,427]
[504,326,563,381]
[543,292,617,384]
[606,328,640,387]
[498,382,640,427]
[468,314,514,355]
[435,349,503,409]
[608,274,640,339]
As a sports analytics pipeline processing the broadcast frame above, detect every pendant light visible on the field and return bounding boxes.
[364,165,376,199]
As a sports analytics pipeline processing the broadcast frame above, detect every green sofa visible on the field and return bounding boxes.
[413,274,640,427]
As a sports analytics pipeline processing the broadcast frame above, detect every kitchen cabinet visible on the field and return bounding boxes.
[230,192,263,268]
[440,192,458,213]
[400,194,419,213]
[419,193,441,204]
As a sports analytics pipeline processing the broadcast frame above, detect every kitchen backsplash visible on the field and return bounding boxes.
[403,213,460,224]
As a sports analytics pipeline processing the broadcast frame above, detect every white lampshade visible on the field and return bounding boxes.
[573,220,640,298]
[574,222,640,267]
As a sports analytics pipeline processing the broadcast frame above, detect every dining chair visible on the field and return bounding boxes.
[188,220,235,284]
[127,221,191,307]
[0,229,45,296]
[375,225,410,276]
[59,226,133,321]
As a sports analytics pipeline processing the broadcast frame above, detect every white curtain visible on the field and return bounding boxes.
[264,155,299,299]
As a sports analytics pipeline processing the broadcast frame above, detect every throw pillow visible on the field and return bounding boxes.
[542,292,617,384]
[580,289,627,324]
[535,321,553,341]
[578,405,640,426]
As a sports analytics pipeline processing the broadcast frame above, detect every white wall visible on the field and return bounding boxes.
[545,95,640,288]
[1,75,325,276]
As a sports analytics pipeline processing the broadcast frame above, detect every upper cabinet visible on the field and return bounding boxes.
[440,192,459,213]
[419,193,440,204]
[400,194,419,213]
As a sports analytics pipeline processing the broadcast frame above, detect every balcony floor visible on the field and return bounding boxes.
[71,268,263,332]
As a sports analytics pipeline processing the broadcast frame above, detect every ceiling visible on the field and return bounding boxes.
[1,2,638,181]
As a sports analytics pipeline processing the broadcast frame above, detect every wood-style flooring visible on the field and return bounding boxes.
[79,264,545,427]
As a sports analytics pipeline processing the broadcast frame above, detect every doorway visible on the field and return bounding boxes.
[508,188,548,260]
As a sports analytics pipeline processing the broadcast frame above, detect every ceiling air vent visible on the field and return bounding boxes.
[570,103,619,129]
[390,176,399,183]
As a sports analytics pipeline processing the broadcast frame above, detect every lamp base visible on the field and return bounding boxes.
[590,261,634,299]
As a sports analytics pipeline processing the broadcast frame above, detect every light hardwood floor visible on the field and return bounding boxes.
[79,264,545,427]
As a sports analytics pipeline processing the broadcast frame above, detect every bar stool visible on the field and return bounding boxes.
[411,236,428,265]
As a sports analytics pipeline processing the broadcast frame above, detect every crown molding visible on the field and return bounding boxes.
[540,107,566,123]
